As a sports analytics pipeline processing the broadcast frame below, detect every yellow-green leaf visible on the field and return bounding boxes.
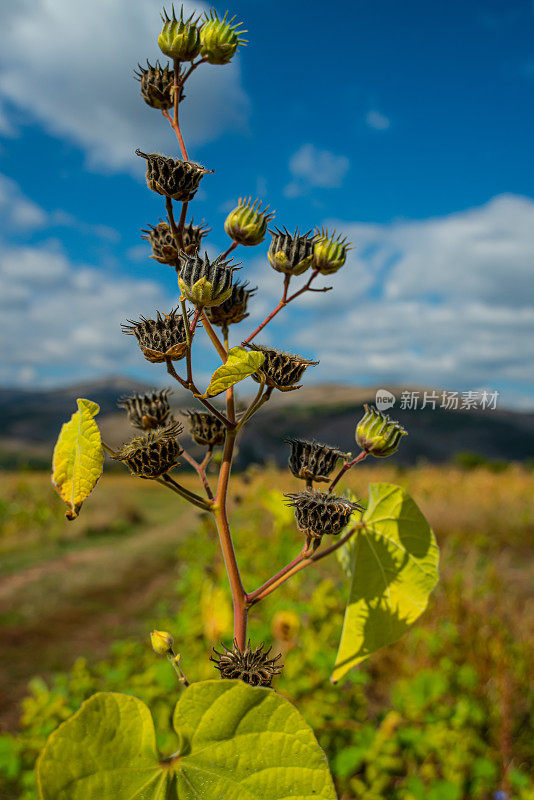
[51,398,104,520]
[332,482,439,682]
[203,346,265,397]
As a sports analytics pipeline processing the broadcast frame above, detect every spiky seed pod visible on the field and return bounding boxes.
[141,219,210,265]
[285,490,362,540]
[122,309,189,363]
[286,438,351,483]
[136,150,213,202]
[245,344,318,392]
[113,422,184,479]
[268,227,316,276]
[224,197,274,247]
[185,410,226,447]
[182,219,211,255]
[200,10,247,65]
[158,6,202,62]
[210,640,283,687]
[356,404,407,458]
[313,228,353,275]
[204,281,257,327]
[134,60,182,110]
[118,389,172,430]
[177,251,236,307]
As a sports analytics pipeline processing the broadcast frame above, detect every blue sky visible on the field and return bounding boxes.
[0,0,533,407]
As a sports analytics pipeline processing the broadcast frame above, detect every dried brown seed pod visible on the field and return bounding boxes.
[245,344,318,392]
[134,60,183,110]
[118,389,172,430]
[210,640,283,687]
[285,490,362,540]
[185,410,226,447]
[113,422,184,479]
[136,149,213,202]
[286,438,350,483]
[141,219,210,265]
[204,280,257,327]
[122,309,189,363]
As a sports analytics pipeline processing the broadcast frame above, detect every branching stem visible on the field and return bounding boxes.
[328,450,368,493]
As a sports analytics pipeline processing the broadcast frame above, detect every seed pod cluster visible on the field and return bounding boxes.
[356,404,407,458]
[118,389,172,431]
[134,60,181,110]
[136,149,212,202]
[268,227,316,276]
[185,410,226,447]
[211,640,283,687]
[286,438,350,483]
[122,309,189,363]
[113,422,184,479]
[285,490,362,540]
[246,344,318,392]
[177,251,236,307]
[204,280,257,327]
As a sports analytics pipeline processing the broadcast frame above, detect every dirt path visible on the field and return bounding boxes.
[0,507,199,730]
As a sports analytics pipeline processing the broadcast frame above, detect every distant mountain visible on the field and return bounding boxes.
[1,378,533,469]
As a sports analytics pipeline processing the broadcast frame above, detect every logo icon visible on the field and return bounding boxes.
[375,389,396,411]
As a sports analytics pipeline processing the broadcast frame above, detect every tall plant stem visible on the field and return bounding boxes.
[201,312,227,361]
[213,428,247,648]
[223,326,236,423]
[173,59,189,160]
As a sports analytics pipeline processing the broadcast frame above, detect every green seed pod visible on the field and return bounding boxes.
[158,6,202,62]
[211,640,282,687]
[200,10,247,65]
[122,309,189,363]
[204,280,257,327]
[134,60,182,110]
[245,344,318,392]
[285,490,362,540]
[150,629,174,656]
[177,251,236,307]
[224,197,274,246]
[285,438,350,483]
[268,227,315,276]
[113,422,184,479]
[313,228,353,275]
[136,149,213,202]
[118,389,172,430]
[356,404,407,458]
[185,410,226,447]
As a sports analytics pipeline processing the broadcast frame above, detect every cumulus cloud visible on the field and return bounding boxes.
[365,110,391,130]
[0,0,249,173]
[284,143,350,198]
[0,174,47,230]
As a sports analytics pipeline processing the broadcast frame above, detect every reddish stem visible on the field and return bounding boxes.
[180,448,214,500]
[328,450,368,494]
[165,357,232,429]
[221,240,239,260]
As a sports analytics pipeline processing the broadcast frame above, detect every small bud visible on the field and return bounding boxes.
[151,629,174,655]
[118,389,172,430]
[113,422,184,479]
[134,60,182,110]
[122,308,189,363]
[224,197,274,247]
[211,640,283,687]
[204,280,257,327]
[313,228,353,275]
[136,149,213,202]
[141,219,210,265]
[285,490,362,540]
[177,251,236,307]
[158,6,202,62]
[185,410,226,447]
[286,438,350,483]
[355,404,407,458]
[245,344,318,392]
[268,227,315,276]
[200,10,247,65]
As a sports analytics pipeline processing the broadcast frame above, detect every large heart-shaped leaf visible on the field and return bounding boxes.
[203,346,265,397]
[37,682,337,800]
[51,398,104,520]
[332,483,439,683]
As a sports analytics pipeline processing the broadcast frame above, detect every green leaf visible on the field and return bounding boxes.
[332,483,439,683]
[37,682,337,800]
[203,346,265,397]
[51,398,104,520]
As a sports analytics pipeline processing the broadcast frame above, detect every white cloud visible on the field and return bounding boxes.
[365,110,391,130]
[0,174,47,230]
[0,0,249,173]
[284,144,350,198]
